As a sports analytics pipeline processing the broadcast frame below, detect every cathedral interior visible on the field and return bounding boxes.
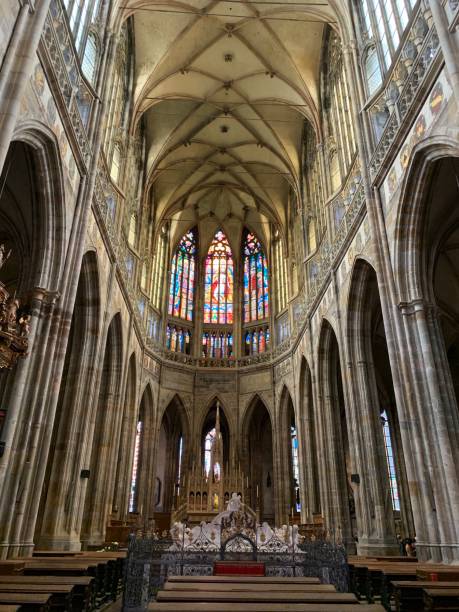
[0,0,459,587]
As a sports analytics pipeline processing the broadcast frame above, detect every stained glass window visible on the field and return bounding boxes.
[166,324,191,354]
[244,327,269,355]
[202,331,233,359]
[243,230,269,323]
[274,238,288,313]
[381,410,400,511]
[129,419,143,513]
[177,436,183,495]
[203,230,233,324]
[291,424,301,512]
[168,229,197,321]
[151,229,167,310]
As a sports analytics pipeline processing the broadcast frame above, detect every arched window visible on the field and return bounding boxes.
[82,30,99,84]
[358,0,417,94]
[202,331,233,358]
[291,424,300,512]
[323,29,356,190]
[203,230,233,324]
[273,236,288,314]
[177,436,184,494]
[307,218,317,254]
[243,230,269,323]
[103,22,131,183]
[129,418,143,513]
[64,0,102,55]
[365,46,383,95]
[168,228,197,321]
[128,213,137,247]
[166,325,192,354]
[151,227,167,309]
[381,410,400,511]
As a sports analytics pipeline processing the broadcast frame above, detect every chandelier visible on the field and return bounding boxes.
[0,245,31,369]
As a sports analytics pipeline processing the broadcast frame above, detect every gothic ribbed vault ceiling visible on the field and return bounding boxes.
[119,0,346,248]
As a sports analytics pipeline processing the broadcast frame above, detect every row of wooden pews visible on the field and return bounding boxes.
[149,575,387,612]
[348,555,459,611]
[0,550,126,610]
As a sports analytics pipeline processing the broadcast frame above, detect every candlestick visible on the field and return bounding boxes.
[256,485,259,498]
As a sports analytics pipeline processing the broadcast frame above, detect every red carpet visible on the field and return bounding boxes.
[214,561,265,576]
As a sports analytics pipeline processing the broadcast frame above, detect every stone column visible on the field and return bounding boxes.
[345,355,399,555]
[0,0,52,173]
[428,0,459,103]
[0,288,60,558]
[399,299,459,562]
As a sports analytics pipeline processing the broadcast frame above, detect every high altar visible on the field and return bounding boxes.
[174,403,250,524]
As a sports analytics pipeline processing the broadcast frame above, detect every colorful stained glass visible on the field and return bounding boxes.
[243,230,269,323]
[203,230,233,324]
[291,424,301,512]
[166,324,192,355]
[168,229,197,321]
[202,331,233,358]
[244,327,269,355]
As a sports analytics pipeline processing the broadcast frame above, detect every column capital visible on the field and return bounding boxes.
[19,0,36,14]
[398,298,436,316]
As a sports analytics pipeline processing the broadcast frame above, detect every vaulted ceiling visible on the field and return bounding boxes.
[119,1,346,248]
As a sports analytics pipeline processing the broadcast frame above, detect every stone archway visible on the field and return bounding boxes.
[242,396,275,523]
[82,313,123,547]
[34,251,100,551]
[393,149,459,562]
[0,133,67,558]
[346,258,408,555]
[155,395,189,520]
[113,353,138,522]
[316,320,353,549]
[299,357,321,522]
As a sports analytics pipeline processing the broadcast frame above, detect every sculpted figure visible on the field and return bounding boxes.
[227,492,242,512]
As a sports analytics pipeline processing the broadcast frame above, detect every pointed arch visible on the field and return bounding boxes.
[316,318,353,545]
[34,250,101,549]
[8,123,66,291]
[113,352,138,520]
[168,227,197,321]
[203,229,234,324]
[299,356,321,517]
[242,228,269,323]
[200,397,230,471]
[241,394,275,522]
[82,312,124,546]
[155,393,189,514]
[129,383,155,516]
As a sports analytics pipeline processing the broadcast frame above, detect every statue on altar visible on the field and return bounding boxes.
[227,492,242,512]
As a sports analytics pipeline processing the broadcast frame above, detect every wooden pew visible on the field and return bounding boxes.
[417,568,459,582]
[0,575,94,611]
[0,592,51,611]
[423,588,459,611]
[166,576,321,585]
[156,590,359,604]
[0,562,24,576]
[162,582,337,593]
[24,557,112,605]
[391,580,459,611]
[0,584,72,611]
[149,603,386,612]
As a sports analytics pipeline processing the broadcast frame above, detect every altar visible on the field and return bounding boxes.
[173,403,254,525]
